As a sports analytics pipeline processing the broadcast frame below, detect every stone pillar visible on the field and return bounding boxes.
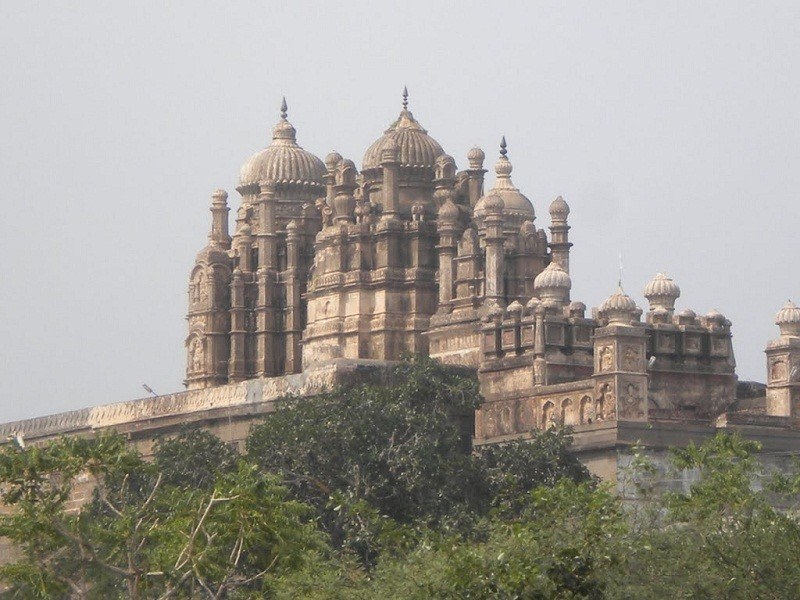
[533,303,547,386]
[228,268,246,382]
[466,147,486,209]
[482,194,506,309]
[436,196,460,313]
[209,189,231,249]
[375,143,403,269]
[283,220,303,373]
[257,182,278,269]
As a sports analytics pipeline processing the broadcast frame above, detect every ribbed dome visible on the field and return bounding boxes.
[534,261,572,292]
[362,111,445,172]
[599,287,640,324]
[776,300,800,325]
[438,197,460,221]
[644,273,680,299]
[474,138,534,229]
[362,92,445,173]
[549,196,570,220]
[776,300,800,336]
[644,273,681,312]
[467,146,486,169]
[239,99,326,194]
[600,288,639,313]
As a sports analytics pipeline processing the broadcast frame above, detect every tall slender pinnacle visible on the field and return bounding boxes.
[280,96,288,120]
[402,86,408,110]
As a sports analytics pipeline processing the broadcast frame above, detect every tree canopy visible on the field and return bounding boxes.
[3,357,800,599]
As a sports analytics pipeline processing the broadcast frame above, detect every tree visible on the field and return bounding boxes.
[0,432,326,599]
[246,355,591,566]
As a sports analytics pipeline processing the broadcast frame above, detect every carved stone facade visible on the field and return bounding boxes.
[176,92,800,455]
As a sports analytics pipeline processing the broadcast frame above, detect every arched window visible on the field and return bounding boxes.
[561,398,574,425]
[580,396,593,424]
[541,401,555,429]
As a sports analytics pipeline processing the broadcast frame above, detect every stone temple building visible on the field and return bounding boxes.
[2,91,800,483]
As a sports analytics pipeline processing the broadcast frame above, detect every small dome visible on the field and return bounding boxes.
[526,296,542,311]
[678,308,696,319]
[467,146,485,169]
[507,300,524,315]
[534,261,572,292]
[549,196,570,220]
[644,273,681,313]
[705,309,725,321]
[644,273,680,300]
[483,194,504,213]
[599,287,638,313]
[362,91,445,175]
[438,198,460,221]
[776,300,800,325]
[473,137,534,229]
[239,99,326,195]
[325,151,343,170]
[776,300,800,336]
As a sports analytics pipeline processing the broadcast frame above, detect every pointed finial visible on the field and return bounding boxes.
[500,136,507,157]
[402,86,408,110]
[280,96,288,120]
[618,252,624,289]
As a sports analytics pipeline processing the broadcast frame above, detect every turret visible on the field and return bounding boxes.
[766,300,800,417]
[548,196,571,274]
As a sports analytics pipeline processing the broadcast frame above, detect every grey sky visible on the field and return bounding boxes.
[1,2,798,422]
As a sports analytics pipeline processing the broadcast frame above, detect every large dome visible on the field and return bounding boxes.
[361,90,445,174]
[238,99,326,195]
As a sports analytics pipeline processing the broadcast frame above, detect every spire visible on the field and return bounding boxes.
[402,86,409,110]
[272,96,297,143]
[494,136,514,183]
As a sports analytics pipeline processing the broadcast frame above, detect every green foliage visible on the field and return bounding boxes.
[246,355,591,566]
[153,427,238,490]
[6,361,800,599]
[0,433,325,599]
[368,480,625,599]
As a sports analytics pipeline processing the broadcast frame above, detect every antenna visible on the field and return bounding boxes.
[142,384,158,397]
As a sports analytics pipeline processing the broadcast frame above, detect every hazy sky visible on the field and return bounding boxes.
[1,2,798,422]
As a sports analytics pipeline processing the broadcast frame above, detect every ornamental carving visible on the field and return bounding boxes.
[771,359,787,382]
[622,346,641,371]
[618,381,645,420]
[596,383,615,421]
[188,338,204,374]
[599,346,614,372]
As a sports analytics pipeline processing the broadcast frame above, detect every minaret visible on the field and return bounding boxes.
[766,301,800,417]
[466,146,486,208]
[548,196,572,274]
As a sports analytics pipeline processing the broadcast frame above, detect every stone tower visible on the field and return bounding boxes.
[185,100,325,389]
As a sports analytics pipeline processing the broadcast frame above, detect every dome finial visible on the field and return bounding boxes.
[500,136,507,157]
[402,86,409,110]
[280,96,288,120]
